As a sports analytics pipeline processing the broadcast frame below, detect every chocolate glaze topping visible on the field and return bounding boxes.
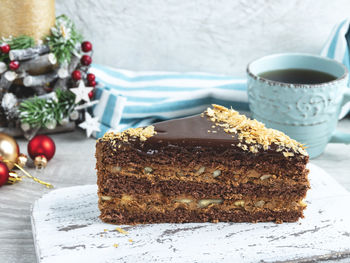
[100,105,308,159]
[141,115,294,157]
[150,115,237,147]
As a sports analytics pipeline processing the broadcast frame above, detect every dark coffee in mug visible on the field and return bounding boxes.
[258,69,337,84]
[247,53,350,158]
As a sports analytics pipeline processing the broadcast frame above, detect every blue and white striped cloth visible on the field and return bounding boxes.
[321,19,350,118]
[90,67,248,137]
[91,19,350,138]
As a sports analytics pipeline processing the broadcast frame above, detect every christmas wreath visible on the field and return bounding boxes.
[0,15,98,138]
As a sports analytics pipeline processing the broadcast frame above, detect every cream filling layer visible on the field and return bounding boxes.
[99,193,307,212]
[103,164,308,186]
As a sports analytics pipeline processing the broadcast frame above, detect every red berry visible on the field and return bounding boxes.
[0,44,10,54]
[9,61,19,70]
[81,41,93,52]
[71,70,82,81]
[81,55,92,66]
[89,80,96,87]
[87,73,95,82]
[88,90,94,99]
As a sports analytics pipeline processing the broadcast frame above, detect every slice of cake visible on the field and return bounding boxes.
[96,105,309,224]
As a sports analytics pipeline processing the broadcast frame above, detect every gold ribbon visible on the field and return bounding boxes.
[4,160,53,188]
[14,163,53,189]
[0,0,56,41]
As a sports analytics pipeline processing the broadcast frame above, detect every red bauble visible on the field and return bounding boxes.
[71,70,82,81]
[81,41,93,52]
[28,135,56,161]
[0,44,10,54]
[9,61,19,70]
[81,55,92,66]
[87,73,95,82]
[88,90,94,99]
[0,161,9,187]
[88,80,96,87]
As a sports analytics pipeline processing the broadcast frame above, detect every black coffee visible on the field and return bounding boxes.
[258,69,337,84]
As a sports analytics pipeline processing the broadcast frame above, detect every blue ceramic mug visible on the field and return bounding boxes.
[247,53,350,158]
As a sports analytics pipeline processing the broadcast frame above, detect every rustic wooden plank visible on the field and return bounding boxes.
[31,164,350,263]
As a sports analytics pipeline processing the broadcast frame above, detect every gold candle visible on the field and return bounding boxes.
[0,0,55,41]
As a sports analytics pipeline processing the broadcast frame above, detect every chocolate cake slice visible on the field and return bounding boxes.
[96,105,309,224]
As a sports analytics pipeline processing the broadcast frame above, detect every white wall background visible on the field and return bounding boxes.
[56,0,350,76]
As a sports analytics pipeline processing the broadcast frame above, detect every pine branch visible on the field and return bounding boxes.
[19,89,76,128]
[47,15,83,64]
[0,36,35,62]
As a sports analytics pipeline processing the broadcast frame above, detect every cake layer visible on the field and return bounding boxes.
[97,173,309,200]
[98,163,309,186]
[98,193,306,212]
[99,206,304,224]
[97,141,308,179]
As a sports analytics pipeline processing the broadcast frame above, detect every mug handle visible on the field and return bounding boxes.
[329,89,350,143]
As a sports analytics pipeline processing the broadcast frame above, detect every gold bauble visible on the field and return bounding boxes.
[0,133,19,170]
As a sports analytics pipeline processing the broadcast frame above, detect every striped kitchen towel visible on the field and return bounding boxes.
[91,19,350,138]
[90,66,248,138]
[321,19,350,118]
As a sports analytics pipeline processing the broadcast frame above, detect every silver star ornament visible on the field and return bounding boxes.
[70,80,93,104]
[78,111,101,137]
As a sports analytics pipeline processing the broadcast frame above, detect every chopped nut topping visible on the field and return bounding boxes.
[205,105,307,157]
[101,125,156,142]
[241,144,248,151]
[283,152,294,157]
[249,145,258,153]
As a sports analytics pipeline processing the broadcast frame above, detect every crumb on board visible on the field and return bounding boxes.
[115,227,129,235]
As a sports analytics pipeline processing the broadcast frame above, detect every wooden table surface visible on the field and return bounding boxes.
[1,119,350,263]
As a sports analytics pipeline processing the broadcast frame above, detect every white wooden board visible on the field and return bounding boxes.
[31,164,350,263]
